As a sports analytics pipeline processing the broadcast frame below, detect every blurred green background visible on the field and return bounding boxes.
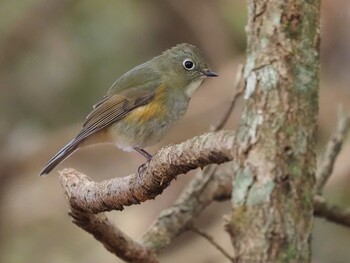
[0,0,350,262]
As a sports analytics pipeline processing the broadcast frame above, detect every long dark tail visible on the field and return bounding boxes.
[40,139,78,176]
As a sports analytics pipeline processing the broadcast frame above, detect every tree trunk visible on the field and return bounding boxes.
[226,0,320,262]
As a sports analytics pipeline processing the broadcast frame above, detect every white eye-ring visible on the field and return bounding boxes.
[183,59,195,71]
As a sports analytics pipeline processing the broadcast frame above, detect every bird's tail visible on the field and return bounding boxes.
[40,139,78,176]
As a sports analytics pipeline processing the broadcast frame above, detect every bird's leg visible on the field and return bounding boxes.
[133,147,152,160]
[133,147,152,174]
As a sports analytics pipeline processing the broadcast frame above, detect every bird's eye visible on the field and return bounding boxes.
[183,59,195,71]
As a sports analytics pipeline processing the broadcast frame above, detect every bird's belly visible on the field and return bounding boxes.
[108,95,189,151]
[108,117,171,152]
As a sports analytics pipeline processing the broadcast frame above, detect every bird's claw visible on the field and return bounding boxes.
[138,162,148,175]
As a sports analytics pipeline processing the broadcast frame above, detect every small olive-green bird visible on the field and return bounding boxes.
[40,43,217,175]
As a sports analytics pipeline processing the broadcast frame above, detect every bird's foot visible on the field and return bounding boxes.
[138,162,148,175]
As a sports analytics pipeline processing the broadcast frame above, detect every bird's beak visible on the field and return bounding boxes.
[201,69,218,77]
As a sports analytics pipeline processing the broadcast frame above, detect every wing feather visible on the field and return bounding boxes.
[74,89,156,144]
[40,63,161,175]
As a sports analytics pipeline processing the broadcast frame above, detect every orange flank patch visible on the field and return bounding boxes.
[125,86,167,123]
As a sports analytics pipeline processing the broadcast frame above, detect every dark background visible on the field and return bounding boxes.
[0,1,350,262]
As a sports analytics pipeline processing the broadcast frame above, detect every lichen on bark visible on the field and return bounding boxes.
[227,0,320,262]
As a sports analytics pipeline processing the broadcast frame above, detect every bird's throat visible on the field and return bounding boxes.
[185,79,204,97]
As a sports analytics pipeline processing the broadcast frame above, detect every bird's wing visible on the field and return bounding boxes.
[39,83,159,175]
[74,87,156,143]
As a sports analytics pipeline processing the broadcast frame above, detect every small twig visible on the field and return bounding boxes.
[316,107,350,194]
[313,195,350,228]
[139,163,233,252]
[212,64,245,132]
[183,169,350,230]
[189,225,235,262]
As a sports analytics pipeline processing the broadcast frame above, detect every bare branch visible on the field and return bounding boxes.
[313,195,350,228]
[190,225,235,262]
[139,163,232,252]
[211,64,245,131]
[58,131,235,260]
[208,175,350,230]
[316,108,350,194]
[59,130,234,214]
[66,203,158,263]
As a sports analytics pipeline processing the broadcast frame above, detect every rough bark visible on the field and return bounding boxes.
[58,130,235,262]
[226,0,320,262]
[59,130,234,214]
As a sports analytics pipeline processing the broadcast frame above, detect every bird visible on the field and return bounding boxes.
[40,43,218,175]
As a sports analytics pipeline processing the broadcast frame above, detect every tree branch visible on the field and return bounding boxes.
[315,108,350,194]
[66,205,158,263]
[210,171,350,230]
[211,63,245,131]
[189,225,234,261]
[313,195,350,228]
[58,118,350,262]
[139,163,233,252]
[58,130,235,261]
[59,130,234,214]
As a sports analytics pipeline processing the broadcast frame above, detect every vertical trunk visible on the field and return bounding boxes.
[226,0,320,262]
